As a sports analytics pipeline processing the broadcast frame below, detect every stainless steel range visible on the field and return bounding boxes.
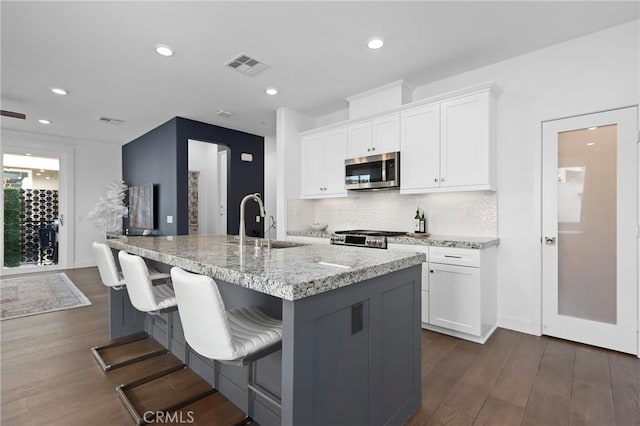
[330,230,407,249]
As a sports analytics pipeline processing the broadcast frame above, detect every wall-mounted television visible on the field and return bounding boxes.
[128,183,154,229]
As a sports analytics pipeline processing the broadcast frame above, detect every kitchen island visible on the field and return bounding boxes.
[106,235,425,426]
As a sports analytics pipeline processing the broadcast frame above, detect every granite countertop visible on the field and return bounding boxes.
[287,230,499,249]
[106,235,425,301]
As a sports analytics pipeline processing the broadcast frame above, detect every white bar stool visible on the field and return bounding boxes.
[90,242,171,371]
[116,251,215,425]
[170,267,283,425]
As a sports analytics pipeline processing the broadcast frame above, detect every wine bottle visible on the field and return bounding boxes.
[414,208,420,233]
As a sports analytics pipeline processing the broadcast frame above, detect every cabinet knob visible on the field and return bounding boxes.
[441,177,446,182]
[372,147,376,151]
[434,178,438,182]
[367,148,371,152]
[429,270,434,273]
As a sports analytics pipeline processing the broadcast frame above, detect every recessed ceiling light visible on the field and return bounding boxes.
[36,172,41,176]
[588,127,598,131]
[45,176,51,180]
[51,87,68,95]
[368,39,384,50]
[265,88,278,95]
[39,169,45,172]
[25,153,32,156]
[38,119,51,124]
[587,142,595,146]
[155,45,174,57]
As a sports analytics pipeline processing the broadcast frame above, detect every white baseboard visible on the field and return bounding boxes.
[498,315,541,336]
[73,260,97,269]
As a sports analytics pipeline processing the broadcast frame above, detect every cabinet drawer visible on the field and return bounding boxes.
[429,247,479,267]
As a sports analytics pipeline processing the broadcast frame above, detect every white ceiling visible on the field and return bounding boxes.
[1,1,637,145]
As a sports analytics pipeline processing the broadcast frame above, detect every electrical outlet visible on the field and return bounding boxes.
[256,216,261,223]
[167,215,173,224]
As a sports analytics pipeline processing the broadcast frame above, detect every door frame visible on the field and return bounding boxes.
[1,131,75,276]
[532,104,639,357]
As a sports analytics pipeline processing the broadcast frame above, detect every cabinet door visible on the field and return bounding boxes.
[301,133,325,197]
[440,92,490,188]
[323,127,348,196]
[372,113,400,154]
[428,263,481,336]
[400,104,440,192]
[347,121,372,158]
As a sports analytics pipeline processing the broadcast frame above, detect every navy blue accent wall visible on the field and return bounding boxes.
[122,117,264,237]
[122,118,179,236]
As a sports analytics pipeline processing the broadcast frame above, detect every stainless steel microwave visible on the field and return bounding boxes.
[345,152,399,190]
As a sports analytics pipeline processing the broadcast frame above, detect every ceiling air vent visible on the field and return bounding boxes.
[225,53,270,77]
[99,117,124,125]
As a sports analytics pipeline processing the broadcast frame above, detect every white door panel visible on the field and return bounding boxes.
[542,107,638,355]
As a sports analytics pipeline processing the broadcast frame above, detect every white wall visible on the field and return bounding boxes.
[410,20,639,334]
[74,141,122,267]
[275,107,313,240]
[188,140,219,235]
[263,136,277,237]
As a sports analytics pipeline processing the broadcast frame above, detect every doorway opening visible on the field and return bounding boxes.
[187,140,229,235]
[3,153,61,270]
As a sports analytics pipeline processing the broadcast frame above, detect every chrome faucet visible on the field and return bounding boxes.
[239,193,265,248]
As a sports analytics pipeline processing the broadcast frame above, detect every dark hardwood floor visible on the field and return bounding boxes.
[1,267,639,425]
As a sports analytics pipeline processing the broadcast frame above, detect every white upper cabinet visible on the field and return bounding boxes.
[323,127,349,196]
[440,92,495,189]
[301,127,348,199]
[347,113,400,158]
[347,121,372,158]
[301,133,325,197]
[400,89,497,194]
[400,103,440,191]
[371,114,400,155]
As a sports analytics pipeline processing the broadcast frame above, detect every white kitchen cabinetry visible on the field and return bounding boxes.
[400,103,440,191]
[440,92,496,189]
[301,127,348,199]
[387,243,429,323]
[347,113,400,158]
[400,89,497,194]
[427,246,497,343]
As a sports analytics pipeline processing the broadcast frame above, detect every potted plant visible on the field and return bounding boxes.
[88,181,128,237]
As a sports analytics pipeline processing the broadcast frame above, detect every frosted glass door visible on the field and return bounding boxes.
[542,107,638,355]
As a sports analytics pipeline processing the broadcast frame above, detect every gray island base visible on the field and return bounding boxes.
[106,235,425,426]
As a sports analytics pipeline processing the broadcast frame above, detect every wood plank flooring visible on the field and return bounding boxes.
[1,267,639,425]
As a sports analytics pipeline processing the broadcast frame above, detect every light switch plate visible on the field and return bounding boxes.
[167,215,173,224]
[256,216,261,222]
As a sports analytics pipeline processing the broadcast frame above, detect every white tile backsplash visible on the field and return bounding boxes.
[288,191,497,237]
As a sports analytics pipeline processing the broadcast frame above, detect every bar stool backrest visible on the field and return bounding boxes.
[170,267,235,360]
[93,242,122,287]
[118,251,159,312]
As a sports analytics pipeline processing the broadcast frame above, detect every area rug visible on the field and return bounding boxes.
[0,272,92,320]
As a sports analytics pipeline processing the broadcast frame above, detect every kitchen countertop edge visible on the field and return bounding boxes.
[287,230,499,249]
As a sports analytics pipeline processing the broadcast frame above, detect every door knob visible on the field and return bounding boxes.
[544,236,556,245]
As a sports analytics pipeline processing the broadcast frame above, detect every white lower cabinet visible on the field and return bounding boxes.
[427,246,497,343]
[428,262,481,335]
[389,243,497,343]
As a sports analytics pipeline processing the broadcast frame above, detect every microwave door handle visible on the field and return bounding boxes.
[381,159,386,182]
